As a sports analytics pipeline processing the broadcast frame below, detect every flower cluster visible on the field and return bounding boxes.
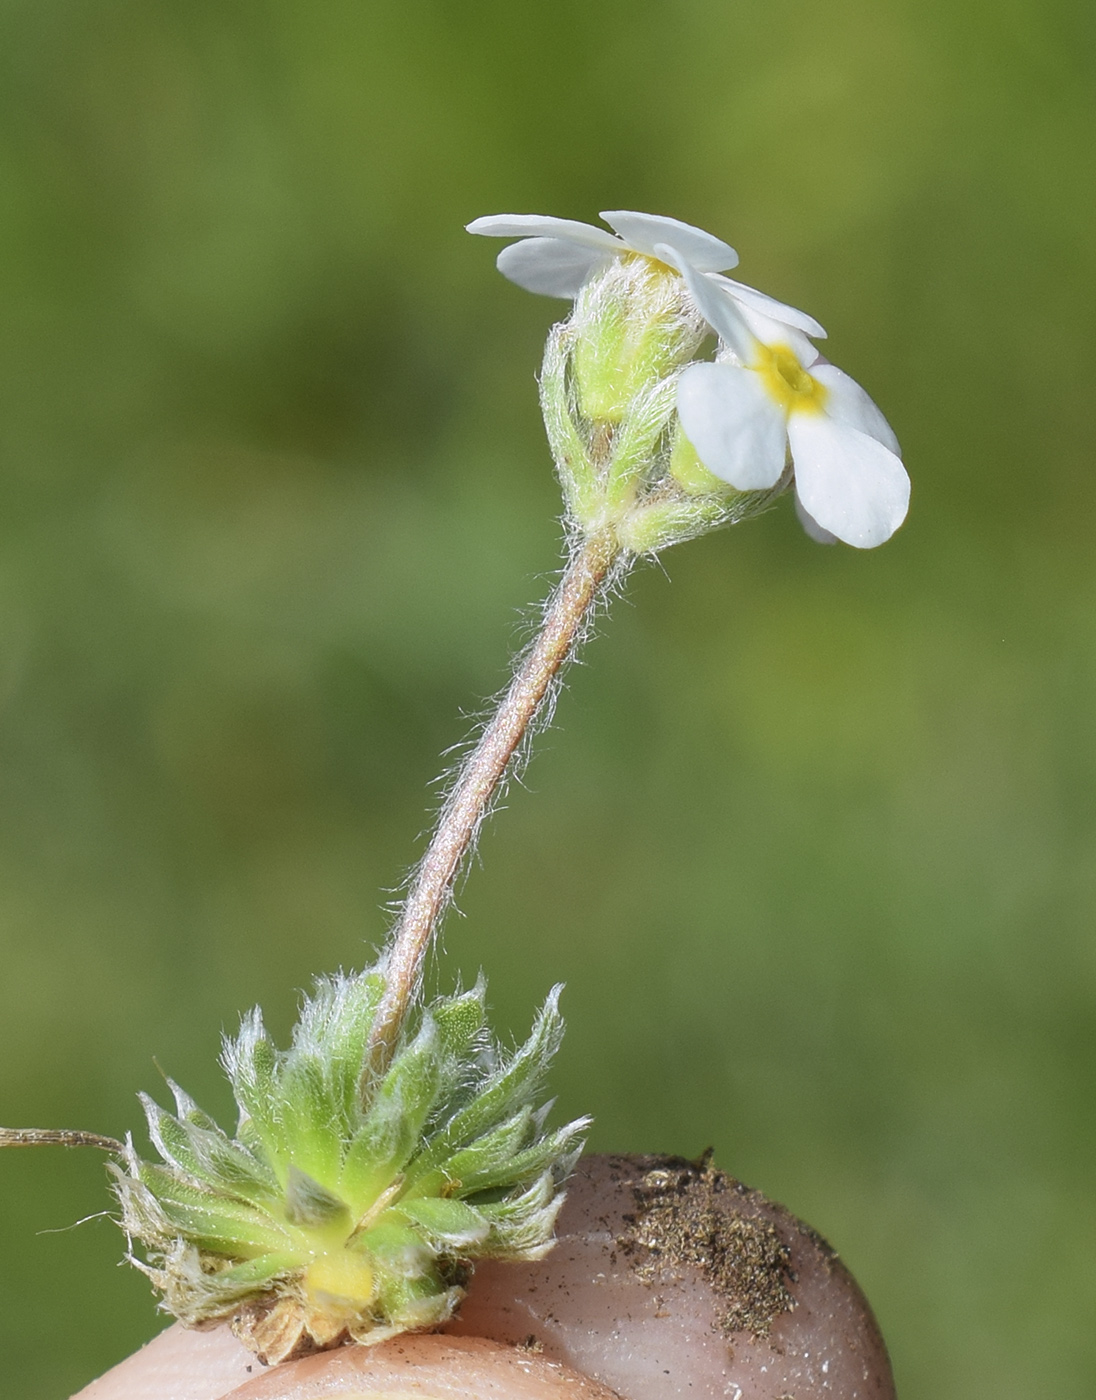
[468,211,908,549]
[113,967,586,1364]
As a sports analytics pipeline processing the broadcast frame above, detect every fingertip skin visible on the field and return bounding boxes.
[448,1154,897,1400]
[219,1335,619,1399]
[73,1322,256,1400]
[73,1330,614,1400]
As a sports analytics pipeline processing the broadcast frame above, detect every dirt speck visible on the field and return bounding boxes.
[614,1154,795,1339]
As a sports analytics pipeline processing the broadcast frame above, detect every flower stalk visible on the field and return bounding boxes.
[366,527,619,1085]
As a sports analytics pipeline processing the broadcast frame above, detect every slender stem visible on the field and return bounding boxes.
[0,1127,124,1152]
[364,529,619,1084]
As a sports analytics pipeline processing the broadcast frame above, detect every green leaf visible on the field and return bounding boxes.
[455,1118,587,1197]
[432,983,487,1065]
[140,1095,205,1180]
[277,1051,343,1187]
[340,1019,443,1208]
[409,988,564,1178]
[166,1079,221,1135]
[197,1251,302,1295]
[372,1273,457,1333]
[186,1125,280,1206]
[472,1170,563,1256]
[356,1217,435,1277]
[338,1097,408,1212]
[402,1106,534,1197]
[394,1197,489,1248]
[284,1165,349,1228]
[222,1011,287,1169]
[292,972,385,1133]
[141,1093,281,1209]
[429,983,489,1115]
[137,1163,290,1256]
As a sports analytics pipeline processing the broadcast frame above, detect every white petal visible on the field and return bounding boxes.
[711,275,827,339]
[795,491,838,544]
[600,210,738,272]
[677,362,788,490]
[653,245,755,362]
[787,414,910,548]
[465,215,622,252]
[811,363,901,456]
[496,238,611,298]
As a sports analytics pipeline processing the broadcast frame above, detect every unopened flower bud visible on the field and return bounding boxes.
[569,256,704,425]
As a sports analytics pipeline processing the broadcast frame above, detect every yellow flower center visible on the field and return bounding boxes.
[626,249,677,278]
[755,342,827,415]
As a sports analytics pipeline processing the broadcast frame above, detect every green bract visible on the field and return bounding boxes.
[540,256,788,554]
[570,255,702,425]
[113,967,587,1364]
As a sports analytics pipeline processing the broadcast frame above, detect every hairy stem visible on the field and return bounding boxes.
[0,1127,124,1152]
[365,530,620,1085]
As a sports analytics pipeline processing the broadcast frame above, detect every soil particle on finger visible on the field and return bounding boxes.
[614,1153,795,1339]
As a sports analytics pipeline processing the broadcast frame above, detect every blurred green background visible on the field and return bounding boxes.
[0,0,1093,1396]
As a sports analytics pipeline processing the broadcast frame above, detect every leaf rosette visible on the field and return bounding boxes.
[112,967,587,1363]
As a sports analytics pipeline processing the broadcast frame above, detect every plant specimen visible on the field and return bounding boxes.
[1,211,907,1385]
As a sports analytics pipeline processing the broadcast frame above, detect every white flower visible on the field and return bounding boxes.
[661,247,909,550]
[467,210,736,298]
[465,210,823,342]
[468,211,909,549]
